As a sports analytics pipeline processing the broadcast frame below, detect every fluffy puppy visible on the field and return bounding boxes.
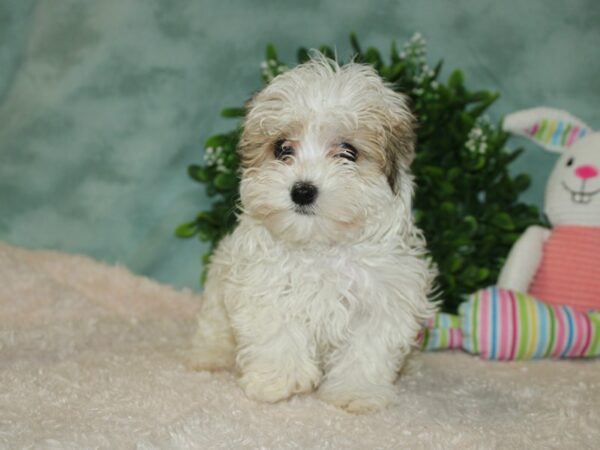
[189,53,437,413]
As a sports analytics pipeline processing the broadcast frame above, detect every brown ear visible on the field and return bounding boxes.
[383,89,416,192]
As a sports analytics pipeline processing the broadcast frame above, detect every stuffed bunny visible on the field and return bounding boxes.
[423,108,600,360]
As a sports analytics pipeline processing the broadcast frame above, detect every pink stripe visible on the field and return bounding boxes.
[452,329,463,349]
[479,289,491,359]
[580,313,593,357]
[498,289,511,360]
[509,291,518,360]
[553,306,566,357]
[527,123,539,136]
[567,126,580,146]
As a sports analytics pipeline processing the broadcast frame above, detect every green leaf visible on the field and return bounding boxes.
[390,40,400,64]
[440,201,456,216]
[220,107,245,118]
[196,211,217,225]
[188,164,208,182]
[364,47,382,68]
[350,32,362,56]
[318,45,335,59]
[175,222,198,238]
[448,70,464,90]
[463,215,478,236]
[204,134,227,148]
[477,267,491,281]
[297,47,310,64]
[513,173,531,191]
[492,212,515,230]
[214,173,236,189]
[432,60,444,78]
[265,43,278,61]
[449,255,464,272]
[198,229,213,242]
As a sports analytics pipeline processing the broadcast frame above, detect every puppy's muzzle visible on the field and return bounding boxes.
[291,182,318,206]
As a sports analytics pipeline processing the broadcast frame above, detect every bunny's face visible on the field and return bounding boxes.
[503,107,600,227]
[546,133,600,226]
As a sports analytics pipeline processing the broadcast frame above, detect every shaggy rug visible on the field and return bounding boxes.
[0,241,598,449]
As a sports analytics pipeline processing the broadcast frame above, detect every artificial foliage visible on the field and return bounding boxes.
[176,33,542,312]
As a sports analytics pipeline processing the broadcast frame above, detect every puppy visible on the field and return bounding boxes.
[189,52,437,413]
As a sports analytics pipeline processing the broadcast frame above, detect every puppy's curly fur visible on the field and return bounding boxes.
[189,53,437,413]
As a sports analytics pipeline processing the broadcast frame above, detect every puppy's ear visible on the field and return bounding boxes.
[237,91,265,169]
[382,88,416,193]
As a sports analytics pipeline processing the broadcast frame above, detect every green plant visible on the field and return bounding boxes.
[176,33,541,312]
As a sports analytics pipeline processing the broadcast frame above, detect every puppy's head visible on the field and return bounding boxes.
[239,52,416,245]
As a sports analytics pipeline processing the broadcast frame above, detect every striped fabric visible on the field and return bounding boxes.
[422,287,600,360]
[424,313,461,330]
[503,107,592,153]
[526,118,588,148]
[529,226,600,312]
[420,324,463,352]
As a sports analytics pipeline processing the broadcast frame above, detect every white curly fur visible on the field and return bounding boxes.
[189,53,437,413]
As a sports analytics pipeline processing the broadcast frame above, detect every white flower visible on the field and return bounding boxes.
[402,32,427,63]
[465,125,489,155]
[204,145,228,166]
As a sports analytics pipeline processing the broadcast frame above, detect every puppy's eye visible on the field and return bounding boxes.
[337,142,358,162]
[274,139,294,160]
[566,157,575,167]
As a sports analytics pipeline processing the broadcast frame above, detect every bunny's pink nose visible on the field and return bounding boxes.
[575,165,599,179]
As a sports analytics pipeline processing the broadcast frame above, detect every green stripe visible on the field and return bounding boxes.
[536,119,548,140]
[586,314,600,356]
[545,304,556,357]
[543,119,557,143]
[449,314,461,328]
[561,124,572,146]
[438,329,449,349]
[516,292,529,359]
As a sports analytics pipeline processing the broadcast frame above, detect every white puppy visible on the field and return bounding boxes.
[189,53,437,413]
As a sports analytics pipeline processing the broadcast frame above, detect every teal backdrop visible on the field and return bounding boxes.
[1,0,599,290]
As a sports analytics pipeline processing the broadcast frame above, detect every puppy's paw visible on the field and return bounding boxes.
[317,380,397,414]
[240,364,322,403]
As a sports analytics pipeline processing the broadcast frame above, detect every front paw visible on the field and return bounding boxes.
[239,363,322,403]
[317,379,397,414]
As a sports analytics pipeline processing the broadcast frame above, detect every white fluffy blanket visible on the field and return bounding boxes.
[1,241,598,449]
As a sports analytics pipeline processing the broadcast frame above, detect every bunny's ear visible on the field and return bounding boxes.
[503,107,593,153]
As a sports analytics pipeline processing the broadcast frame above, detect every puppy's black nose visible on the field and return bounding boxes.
[291,182,318,206]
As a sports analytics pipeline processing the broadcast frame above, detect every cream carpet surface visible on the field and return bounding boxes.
[1,241,598,450]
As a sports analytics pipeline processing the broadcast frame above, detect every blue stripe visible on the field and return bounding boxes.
[490,288,498,359]
[561,306,575,357]
[533,299,547,358]
[552,121,564,145]
[431,328,439,350]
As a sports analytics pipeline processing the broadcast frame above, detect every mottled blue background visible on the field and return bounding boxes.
[1,0,598,290]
